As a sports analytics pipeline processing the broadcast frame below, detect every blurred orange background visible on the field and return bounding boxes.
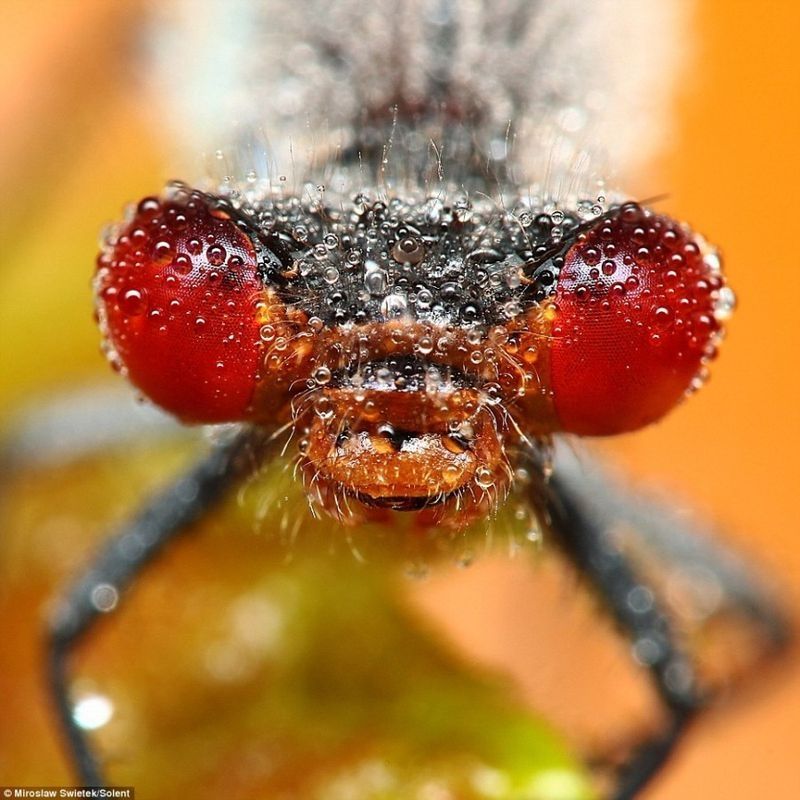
[1,1,798,798]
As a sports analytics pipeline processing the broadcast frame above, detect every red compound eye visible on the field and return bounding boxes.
[550,204,725,435]
[95,189,265,423]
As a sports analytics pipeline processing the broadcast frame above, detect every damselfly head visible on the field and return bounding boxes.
[95,183,730,526]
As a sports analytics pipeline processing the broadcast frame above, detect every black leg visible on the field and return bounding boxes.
[1,384,187,470]
[550,443,789,651]
[45,426,266,786]
[533,463,704,800]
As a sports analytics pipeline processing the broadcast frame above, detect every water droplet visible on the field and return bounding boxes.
[392,236,425,264]
[313,366,332,385]
[651,305,673,330]
[415,288,433,309]
[443,464,461,482]
[632,636,664,666]
[475,467,494,490]
[121,289,146,316]
[172,254,192,275]
[627,586,655,614]
[703,251,722,274]
[453,198,473,222]
[583,247,601,266]
[152,240,173,262]
[713,285,736,321]
[365,268,388,294]
[90,583,118,612]
[381,293,407,318]
[417,336,434,355]
[522,345,538,364]
[73,694,114,731]
[314,396,335,419]
[506,269,523,290]
[137,197,160,215]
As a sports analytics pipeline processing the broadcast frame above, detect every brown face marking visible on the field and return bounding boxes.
[272,312,558,528]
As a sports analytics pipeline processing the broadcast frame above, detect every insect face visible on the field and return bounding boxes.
[96,185,729,526]
[296,352,513,526]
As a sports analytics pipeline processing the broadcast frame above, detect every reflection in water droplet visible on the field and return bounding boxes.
[121,289,146,316]
[365,268,388,294]
[381,293,407,318]
[475,467,494,490]
[73,694,114,731]
[314,396,334,419]
[313,366,332,385]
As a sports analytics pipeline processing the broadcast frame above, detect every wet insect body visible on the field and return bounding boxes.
[46,2,787,798]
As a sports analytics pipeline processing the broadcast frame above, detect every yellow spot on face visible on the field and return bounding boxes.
[371,436,395,455]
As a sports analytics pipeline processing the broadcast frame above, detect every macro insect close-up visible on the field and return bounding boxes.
[1,1,799,799]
